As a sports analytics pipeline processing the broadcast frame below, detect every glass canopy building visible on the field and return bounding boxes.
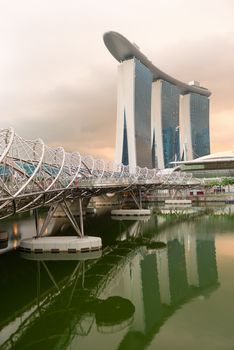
[103,31,211,169]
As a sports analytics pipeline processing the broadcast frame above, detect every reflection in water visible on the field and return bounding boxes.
[12,223,18,237]
[116,234,218,350]
[0,240,8,250]
[0,213,219,350]
[1,251,136,349]
[0,222,21,253]
[0,231,9,250]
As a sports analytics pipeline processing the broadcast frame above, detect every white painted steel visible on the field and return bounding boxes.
[0,128,195,218]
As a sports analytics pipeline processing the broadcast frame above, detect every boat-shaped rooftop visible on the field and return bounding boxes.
[103,31,211,97]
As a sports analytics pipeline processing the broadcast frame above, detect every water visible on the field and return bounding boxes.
[1,209,234,349]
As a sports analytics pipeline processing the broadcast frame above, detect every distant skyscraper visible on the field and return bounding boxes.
[103,31,211,169]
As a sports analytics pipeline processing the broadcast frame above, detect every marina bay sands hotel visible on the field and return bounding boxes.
[103,31,211,169]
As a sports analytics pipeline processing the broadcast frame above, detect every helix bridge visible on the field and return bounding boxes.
[0,127,196,220]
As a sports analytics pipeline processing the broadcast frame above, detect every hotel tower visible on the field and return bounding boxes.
[103,31,211,169]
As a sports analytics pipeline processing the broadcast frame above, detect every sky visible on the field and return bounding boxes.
[0,0,234,160]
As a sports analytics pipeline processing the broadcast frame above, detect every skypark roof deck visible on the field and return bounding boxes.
[103,31,211,97]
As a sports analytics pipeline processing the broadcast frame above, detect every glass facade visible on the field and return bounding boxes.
[190,93,210,158]
[122,111,129,165]
[181,160,234,178]
[161,80,180,168]
[152,128,157,168]
[134,59,153,168]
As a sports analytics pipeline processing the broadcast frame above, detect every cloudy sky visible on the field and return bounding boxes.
[0,0,234,159]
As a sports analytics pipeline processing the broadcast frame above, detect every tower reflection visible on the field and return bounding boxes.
[117,219,218,349]
[0,216,219,350]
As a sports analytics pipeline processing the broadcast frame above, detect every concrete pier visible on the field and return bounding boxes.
[86,207,97,215]
[111,209,151,217]
[20,250,102,261]
[165,199,192,205]
[19,236,102,253]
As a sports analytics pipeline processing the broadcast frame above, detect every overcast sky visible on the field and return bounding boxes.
[0,0,234,159]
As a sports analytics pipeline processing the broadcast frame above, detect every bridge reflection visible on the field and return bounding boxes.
[0,216,218,350]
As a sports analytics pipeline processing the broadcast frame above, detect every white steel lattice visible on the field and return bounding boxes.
[0,128,194,218]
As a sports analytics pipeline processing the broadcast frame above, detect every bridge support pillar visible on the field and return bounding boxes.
[32,199,90,238]
[78,198,84,237]
[53,198,90,217]
[111,188,151,217]
[20,199,102,253]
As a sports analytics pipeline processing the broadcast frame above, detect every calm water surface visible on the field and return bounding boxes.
[1,209,234,349]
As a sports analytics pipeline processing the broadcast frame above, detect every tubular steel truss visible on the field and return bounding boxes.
[0,128,195,219]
